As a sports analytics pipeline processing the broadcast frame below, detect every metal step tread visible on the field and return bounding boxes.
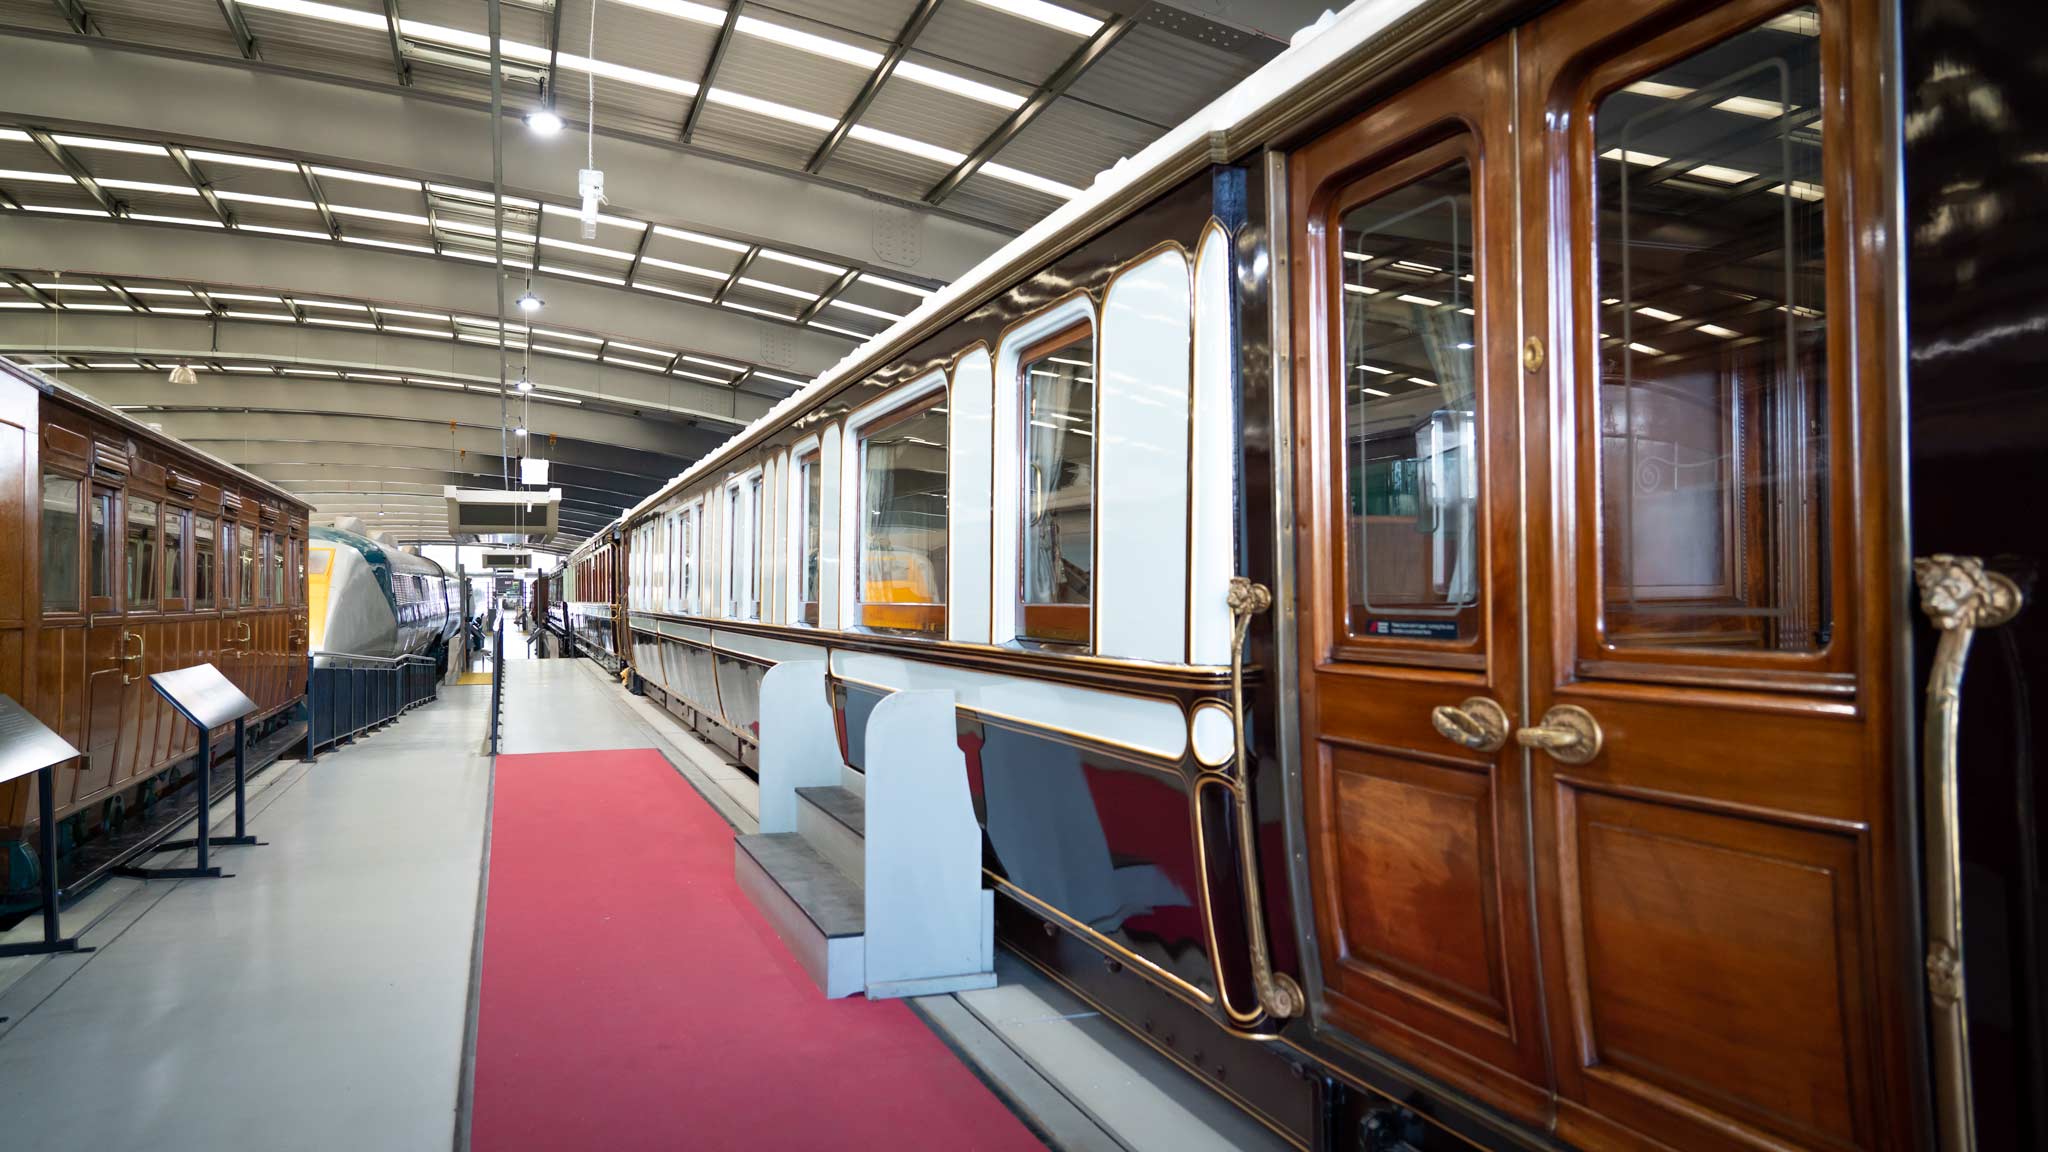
[795,785,865,839]
[734,832,864,939]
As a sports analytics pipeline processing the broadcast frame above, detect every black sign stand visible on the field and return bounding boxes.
[0,695,91,959]
[116,664,264,882]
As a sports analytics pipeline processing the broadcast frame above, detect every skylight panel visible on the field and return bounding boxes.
[755,250,847,276]
[51,134,165,156]
[980,162,1084,199]
[856,273,934,298]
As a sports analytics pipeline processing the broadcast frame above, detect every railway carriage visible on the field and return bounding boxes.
[560,0,2045,1147]
[0,357,311,897]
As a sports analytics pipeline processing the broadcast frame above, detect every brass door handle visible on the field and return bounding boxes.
[1515,705,1603,764]
[120,631,145,684]
[1431,697,1510,753]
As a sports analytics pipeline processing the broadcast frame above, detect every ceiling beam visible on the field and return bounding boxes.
[0,30,1013,278]
[213,0,260,60]
[679,1,744,145]
[924,16,1134,205]
[0,216,847,377]
[381,0,412,86]
[806,0,946,174]
[167,145,236,227]
[49,0,97,36]
[798,269,859,325]
[296,163,343,240]
[26,129,122,217]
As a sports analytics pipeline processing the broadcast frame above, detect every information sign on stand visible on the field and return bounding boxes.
[116,664,265,881]
[0,694,91,958]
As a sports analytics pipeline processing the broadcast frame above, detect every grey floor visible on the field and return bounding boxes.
[0,685,492,1152]
[0,657,1290,1152]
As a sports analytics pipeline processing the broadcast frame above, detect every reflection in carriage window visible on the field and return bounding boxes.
[1594,6,1828,653]
[1339,158,1478,641]
[195,515,216,608]
[1021,329,1094,645]
[40,474,81,614]
[164,507,188,602]
[859,396,948,634]
[127,496,159,609]
[88,488,114,604]
[800,453,822,625]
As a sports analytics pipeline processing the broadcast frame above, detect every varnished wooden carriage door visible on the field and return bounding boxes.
[1518,0,1911,1148]
[1291,39,1554,1120]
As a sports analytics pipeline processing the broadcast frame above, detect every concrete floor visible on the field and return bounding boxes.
[0,658,1290,1152]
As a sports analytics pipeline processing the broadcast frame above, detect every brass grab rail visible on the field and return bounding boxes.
[1913,554,2025,1152]
[1227,576,1305,1020]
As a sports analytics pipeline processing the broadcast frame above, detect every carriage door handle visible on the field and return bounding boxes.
[1515,705,1604,764]
[1431,697,1510,753]
[120,630,146,684]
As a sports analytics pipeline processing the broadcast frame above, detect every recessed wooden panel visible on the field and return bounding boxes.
[1328,746,1505,1020]
[1565,789,1866,1148]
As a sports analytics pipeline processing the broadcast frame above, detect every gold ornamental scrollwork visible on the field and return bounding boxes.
[1913,553,2025,1152]
[1226,576,1305,1020]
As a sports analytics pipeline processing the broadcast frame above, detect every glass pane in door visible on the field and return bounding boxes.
[1593,6,1829,653]
[1339,158,1479,642]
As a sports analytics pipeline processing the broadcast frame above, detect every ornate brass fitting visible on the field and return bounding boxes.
[1227,576,1305,1020]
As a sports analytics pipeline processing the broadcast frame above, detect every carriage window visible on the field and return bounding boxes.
[127,496,159,609]
[194,515,216,608]
[1339,155,1480,642]
[88,487,115,604]
[725,479,760,620]
[238,525,256,606]
[270,532,285,604]
[40,474,81,614]
[800,453,822,625]
[1593,6,1828,653]
[1020,329,1094,645]
[679,508,696,614]
[164,507,189,602]
[858,396,947,635]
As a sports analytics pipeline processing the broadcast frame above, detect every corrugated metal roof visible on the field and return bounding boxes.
[689,102,821,169]
[940,172,1055,231]
[856,62,1013,154]
[1066,23,1258,131]
[238,8,393,84]
[88,0,243,56]
[757,0,922,42]
[815,134,945,202]
[991,94,1152,189]
[0,0,80,32]
[912,2,1076,87]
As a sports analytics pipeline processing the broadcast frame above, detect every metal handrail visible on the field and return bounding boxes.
[486,617,504,755]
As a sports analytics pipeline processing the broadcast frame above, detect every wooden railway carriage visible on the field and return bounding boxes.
[561,535,623,673]
[0,357,310,891]
[582,0,2039,1147]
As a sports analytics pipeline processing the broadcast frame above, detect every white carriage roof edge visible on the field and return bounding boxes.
[607,0,1435,542]
[1,354,313,512]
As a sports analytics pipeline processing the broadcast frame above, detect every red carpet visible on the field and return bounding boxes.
[470,748,1045,1151]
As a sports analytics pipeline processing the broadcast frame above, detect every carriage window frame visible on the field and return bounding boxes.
[126,492,161,612]
[39,470,84,617]
[162,504,190,609]
[849,374,949,637]
[87,484,118,613]
[796,448,823,627]
[1567,0,1849,682]
[238,523,257,607]
[194,513,217,609]
[1015,322,1097,649]
[723,470,763,621]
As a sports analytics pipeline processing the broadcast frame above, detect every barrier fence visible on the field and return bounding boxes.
[304,652,441,757]
[487,618,505,756]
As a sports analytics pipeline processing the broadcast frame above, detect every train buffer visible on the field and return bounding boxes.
[734,661,995,1000]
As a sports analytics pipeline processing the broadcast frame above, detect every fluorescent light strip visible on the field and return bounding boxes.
[308,317,377,329]
[856,273,934,299]
[378,308,450,321]
[892,62,1025,110]
[240,224,332,240]
[126,287,194,297]
[754,249,847,276]
[672,368,729,384]
[1362,387,1388,398]
[293,299,370,312]
[0,168,79,184]
[738,277,819,302]
[532,328,605,344]
[651,225,750,253]
[537,236,636,261]
[539,264,627,286]
[347,373,405,382]
[1408,376,1438,387]
[406,377,467,389]
[605,355,671,373]
[211,292,283,303]
[65,303,133,311]
[343,236,436,254]
[539,203,646,232]
[637,255,727,280]
[607,341,673,357]
[980,162,1085,200]
[1696,323,1741,338]
[185,149,298,172]
[23,205,113,217]
[224,311,295,322]
[311,165,421,190]
[633,282,715,303]
[131,214,225,228]
[534,344,600,361]
[85,361,143,369]
[706,89,837,133]
[1396,294,1441,307]
[0,129,29,142]
[217,190,317,210]
[331,204,431,227]
[721,300,795,320]
[427,183,541,211]
[825,298,901,321]
[0,302,46,310]
[150,307,211,316]
[382,325,454,338]
[752,370,809,388]
[32,283,104,291]
[1355,363,1392,374]
[962,0,1102,37]
[1627,342,1662,356]
[51,134,165,156]
[1636,306,1682,322]
[681,354,745,372]
[284,369,342,377]
[807,320,866,340]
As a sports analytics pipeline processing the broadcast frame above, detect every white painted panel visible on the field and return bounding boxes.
[1190,226,1237,667]
[831,649,1187,762]
[991,294,1097,647]
[658,619,711,643]
[818,423,842,630]
[948,348,993,644]
[712,628,828,666]
[1097,249,1191,663]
